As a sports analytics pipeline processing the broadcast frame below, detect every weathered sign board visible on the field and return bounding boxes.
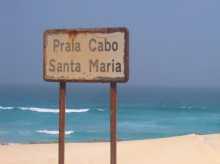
[43,27,129,164]
[43,28,129,82]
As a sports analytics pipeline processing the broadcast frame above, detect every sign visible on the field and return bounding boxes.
[43,28,129,82]
[42,27,129,164]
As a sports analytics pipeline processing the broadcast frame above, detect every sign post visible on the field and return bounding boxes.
[43,27,129,164]
[110,82,117,164]
[59,82,66,164]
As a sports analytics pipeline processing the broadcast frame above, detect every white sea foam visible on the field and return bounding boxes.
[0,106,14,110]
[96,108,105,112]
[179,105,193,109]
[179,105,207,110]
[36,130,74,135]
[19,107,90,113]
[96,108,104,112]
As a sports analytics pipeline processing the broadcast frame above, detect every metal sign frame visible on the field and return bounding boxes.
[43,27,129,164]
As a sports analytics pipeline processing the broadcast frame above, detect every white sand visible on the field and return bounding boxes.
[1,134,220,164]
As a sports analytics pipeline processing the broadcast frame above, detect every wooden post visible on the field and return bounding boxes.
[59,82,66,164]
[110,82,117,164]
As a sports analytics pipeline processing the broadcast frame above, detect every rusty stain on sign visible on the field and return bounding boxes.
[43,27,129,82]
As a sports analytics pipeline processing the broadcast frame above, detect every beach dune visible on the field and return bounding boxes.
[1,134,220,164]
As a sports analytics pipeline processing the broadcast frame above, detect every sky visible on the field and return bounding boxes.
[0,0,220,87]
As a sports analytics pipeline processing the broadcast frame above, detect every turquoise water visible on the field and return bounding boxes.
[0,85,220,143]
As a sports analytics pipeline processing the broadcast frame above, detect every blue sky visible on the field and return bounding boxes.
[0,0,220,87]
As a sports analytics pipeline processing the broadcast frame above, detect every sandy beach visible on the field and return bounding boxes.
[1,133,220,164]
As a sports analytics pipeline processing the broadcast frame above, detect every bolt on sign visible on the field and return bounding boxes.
[43,28,129,82]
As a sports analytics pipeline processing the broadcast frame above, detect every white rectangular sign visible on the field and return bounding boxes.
[43,28,129,82]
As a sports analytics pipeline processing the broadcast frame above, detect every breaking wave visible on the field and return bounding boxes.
[96,108,105,112]
[178,105,207,110]
[0,106,89,113]
[0,106,14,110]
[19,107,90,113]
[36,130,74,135]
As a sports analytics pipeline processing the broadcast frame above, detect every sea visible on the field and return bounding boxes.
[1,84,220,143]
